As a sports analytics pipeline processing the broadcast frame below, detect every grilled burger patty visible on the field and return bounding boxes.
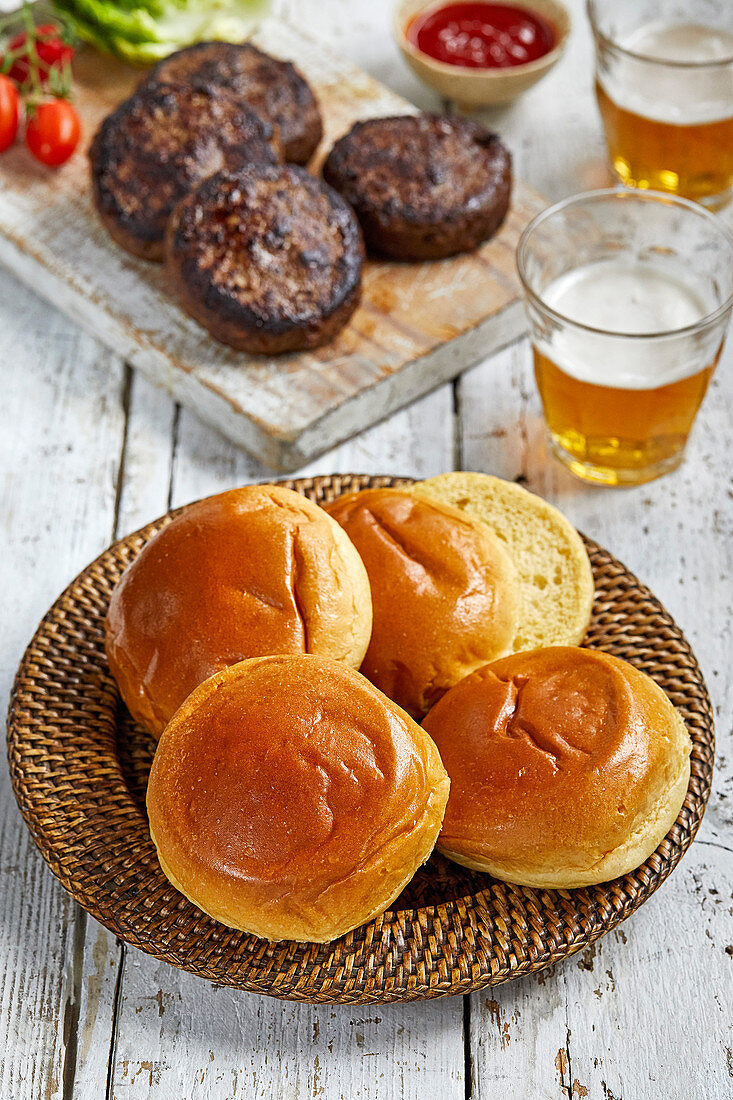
[90,82,281,261]
[149,41,323,166]
[322,114,512,261]
[166,164,365,354]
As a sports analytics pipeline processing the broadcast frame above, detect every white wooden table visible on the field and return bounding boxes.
[1,1,731,1096]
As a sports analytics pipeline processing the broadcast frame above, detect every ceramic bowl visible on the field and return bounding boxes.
[394,0,571,108]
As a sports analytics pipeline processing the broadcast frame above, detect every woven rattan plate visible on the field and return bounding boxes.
[7,474,714,1004]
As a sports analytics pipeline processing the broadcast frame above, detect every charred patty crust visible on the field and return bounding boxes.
[322,114,512,261]
[149,41,323,166]
[165,164,365,354]
[90,82,281,261]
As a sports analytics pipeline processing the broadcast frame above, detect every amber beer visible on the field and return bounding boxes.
[531,258,721,486]
[593,19,733,208]
[534,350,717,485]
[596,83,733,207]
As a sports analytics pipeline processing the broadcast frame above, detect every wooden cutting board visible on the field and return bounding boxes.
[0,20,545,471]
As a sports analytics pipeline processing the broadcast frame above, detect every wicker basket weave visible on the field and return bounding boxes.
[6,474,714,1004]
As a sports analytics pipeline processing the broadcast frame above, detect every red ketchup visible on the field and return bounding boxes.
[407,2,556,68]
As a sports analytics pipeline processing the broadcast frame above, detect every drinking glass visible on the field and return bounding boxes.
[516,189,733,486]
[587,0,733,209]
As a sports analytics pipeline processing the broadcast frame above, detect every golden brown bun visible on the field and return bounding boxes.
[105,485,372,739]
[324,488,519,719]
[409,473,594,650]
[422,646,691,888]
[147,654,450,942]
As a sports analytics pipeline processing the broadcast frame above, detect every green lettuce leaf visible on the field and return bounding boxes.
[52,0,270,64]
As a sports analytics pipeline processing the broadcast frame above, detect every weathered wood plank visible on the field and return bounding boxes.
[71,371,180,1099]
[469,842,733,1100]
[115,371,178,535]
[0,269,127,1100]
[109,964,466,1100]
[560,843,733,1100]
[71,918,121,1100]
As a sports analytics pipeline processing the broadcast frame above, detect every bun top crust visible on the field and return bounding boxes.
[422,647,692,879]
[105,486,372,739]
[147,655,450,942]
[324,488,519,718]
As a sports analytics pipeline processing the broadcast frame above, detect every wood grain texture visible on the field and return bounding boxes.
[0,20,543,472]
[468,845,733,1100]
[0,268,127,1100]
[0,0,732,1095]
[107,959,466,1099]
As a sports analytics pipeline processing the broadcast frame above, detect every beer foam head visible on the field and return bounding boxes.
[598,22,733,125]
[628,22,733,64]
[537,260,713,389]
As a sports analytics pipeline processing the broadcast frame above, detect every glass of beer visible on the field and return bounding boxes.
[517,189,733,486]
[588,0,733,209]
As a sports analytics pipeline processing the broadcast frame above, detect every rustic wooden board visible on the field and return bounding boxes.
[0,19,543,472]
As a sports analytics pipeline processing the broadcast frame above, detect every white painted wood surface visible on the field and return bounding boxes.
[1,0,732,1097]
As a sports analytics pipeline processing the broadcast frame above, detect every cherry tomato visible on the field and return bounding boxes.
[5,24,74,86]
[25,99,81,166]
[0,75,21,152]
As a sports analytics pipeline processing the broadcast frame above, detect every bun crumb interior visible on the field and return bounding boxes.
[409,472,594,652]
